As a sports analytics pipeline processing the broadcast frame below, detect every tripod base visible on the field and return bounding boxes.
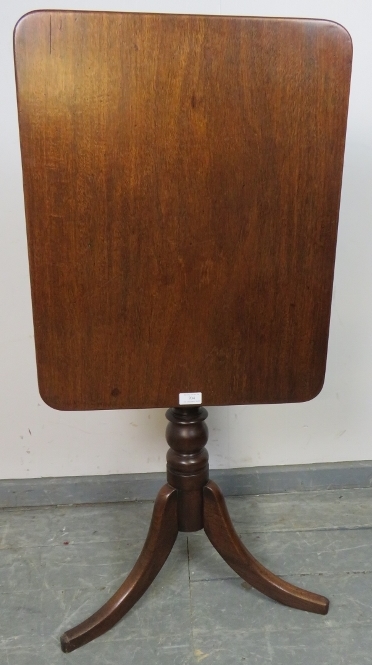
[61,408,329,653]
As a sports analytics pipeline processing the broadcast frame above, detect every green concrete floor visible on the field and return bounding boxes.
[1,486,372,664]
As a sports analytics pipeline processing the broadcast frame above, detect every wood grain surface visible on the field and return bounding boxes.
[14,11,352,409]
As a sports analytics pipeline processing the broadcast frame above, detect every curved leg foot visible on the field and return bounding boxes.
[203,480,329,615]
[61,484,178,652]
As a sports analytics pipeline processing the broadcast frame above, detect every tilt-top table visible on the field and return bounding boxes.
[14,10,352,652]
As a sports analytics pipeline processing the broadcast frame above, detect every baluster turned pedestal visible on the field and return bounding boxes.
[61,406,328,653]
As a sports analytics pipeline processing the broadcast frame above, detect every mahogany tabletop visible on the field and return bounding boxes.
[14,11,352,410]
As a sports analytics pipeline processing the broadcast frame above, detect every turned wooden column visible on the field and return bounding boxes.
[166,406,209,532]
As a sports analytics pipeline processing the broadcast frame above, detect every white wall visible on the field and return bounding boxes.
[0,0,371,479]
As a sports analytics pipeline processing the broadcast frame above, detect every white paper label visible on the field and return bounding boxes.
[179,392,202,405]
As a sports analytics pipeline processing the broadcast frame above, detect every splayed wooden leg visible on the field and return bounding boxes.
[203,480,329,615]
[61,484,178,652]
[61,408,329,654]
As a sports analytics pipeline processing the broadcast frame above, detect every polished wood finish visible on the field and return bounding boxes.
[60,483,178,653]
[166,407,209,531]
[14,11,350,653]
[61,407,329,651]
[14,11,352,410]
[203,480,329,614]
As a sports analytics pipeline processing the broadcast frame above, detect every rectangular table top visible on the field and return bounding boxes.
[14,11,352,409]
